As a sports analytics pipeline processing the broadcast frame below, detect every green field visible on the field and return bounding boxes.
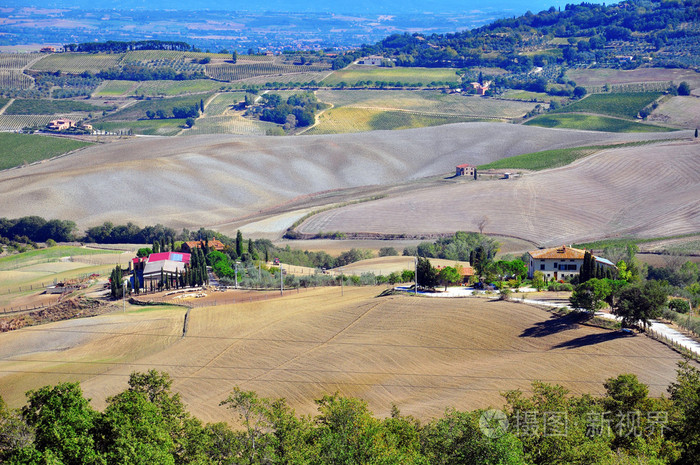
[0,133,93,171]
[477,141,661,171]
[305,107,482,135]
[5,99,107,115]
[524,113,675,132]
[321,67,459,86]
[0,97,9,108]
[93,80,136,97]
[0,246,118,270]
[93,118,187,136]
[134,79,223,96]
[102,93,211,121]
[203,92,246,116]
[554,92,662,119]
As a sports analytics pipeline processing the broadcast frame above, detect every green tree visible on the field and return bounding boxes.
[438,266,462,291]
[613,280,667,329]
[0,397,33,461]
[421,408,525,465]
[22,382,102,464]
[678,81,691,96]
[236,230,244,258]
[532,270,545,291]
[416,257,439,290]
[185,117,195,128]
[668,361,700,464]
[97,390,176,464]
[232,51,238,63]
[569,278,612,312]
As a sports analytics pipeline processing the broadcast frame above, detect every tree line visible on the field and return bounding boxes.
[2,363,700,464]
[96,66,206,81]
[63,40,194,53]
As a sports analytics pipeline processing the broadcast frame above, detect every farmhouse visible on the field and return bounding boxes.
[132,251,191,288]
[527,245,616,280]
[455,163,477,178]
[469,81,491,95]
[181,239,225,253]
[435,264,475,283]
[357,56,384,66]
[46,119,76,131]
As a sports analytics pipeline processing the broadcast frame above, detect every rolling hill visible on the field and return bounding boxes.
[0,123,685,237]
[296,138,700,246]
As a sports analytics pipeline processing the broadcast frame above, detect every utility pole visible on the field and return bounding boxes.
[415,256,418,295]
[235,262,240,288]
[123,277,128,313]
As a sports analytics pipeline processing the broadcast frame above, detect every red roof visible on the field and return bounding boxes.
[147,252,191,264]
[456,163,474,169]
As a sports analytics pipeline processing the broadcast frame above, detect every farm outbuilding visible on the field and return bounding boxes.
[455,163,477,179]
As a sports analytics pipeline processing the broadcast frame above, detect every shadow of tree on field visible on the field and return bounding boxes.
[519,313,589,338]
[552,331,629,349]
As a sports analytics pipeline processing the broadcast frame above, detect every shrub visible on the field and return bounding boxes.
[669,298,690,314]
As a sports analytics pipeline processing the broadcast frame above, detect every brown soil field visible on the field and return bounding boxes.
[0,124,685,233]
[649,96,700,129]
[566,68,700,88]
[0,287,690,423]
[298,139,700,247]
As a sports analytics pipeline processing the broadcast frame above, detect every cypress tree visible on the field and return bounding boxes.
[236,230,243,257]
[160,268,164,290]
[580,251,592,283]
[153,241,160,253]
[134,273,140,295]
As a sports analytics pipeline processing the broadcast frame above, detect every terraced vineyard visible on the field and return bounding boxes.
[0,70,34,90]
[183,115,279,136]
[0,53,39,70]
[30,52,122,73]
[120,50,228,64]
[206,62,330,82]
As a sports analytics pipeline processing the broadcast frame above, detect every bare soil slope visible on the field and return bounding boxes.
[0,288,687,423]
[298,139,700,247]
[0,124,684,231]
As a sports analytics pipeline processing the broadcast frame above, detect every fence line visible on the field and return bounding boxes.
[0,303,52,315]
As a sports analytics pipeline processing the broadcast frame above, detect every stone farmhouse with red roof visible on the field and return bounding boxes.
[527,245,616,281]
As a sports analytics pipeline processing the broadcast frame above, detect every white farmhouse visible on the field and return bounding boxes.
[527,245,616,281]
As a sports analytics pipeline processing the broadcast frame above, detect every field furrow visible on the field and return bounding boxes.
[297,139,700,246]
